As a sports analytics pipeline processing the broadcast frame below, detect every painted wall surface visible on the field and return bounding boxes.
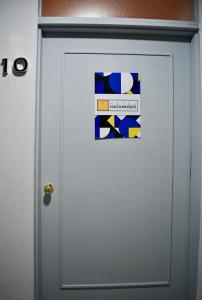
[0,1,37,300]
[42,0,196,20]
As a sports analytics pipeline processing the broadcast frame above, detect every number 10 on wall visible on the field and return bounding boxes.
[1,58,28,77]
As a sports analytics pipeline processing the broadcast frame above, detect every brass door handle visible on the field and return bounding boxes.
[44,183,54,195]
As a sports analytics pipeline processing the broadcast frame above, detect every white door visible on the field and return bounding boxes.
[39,35,191,300]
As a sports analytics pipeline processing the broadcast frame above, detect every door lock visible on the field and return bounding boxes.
[44,183,54,195]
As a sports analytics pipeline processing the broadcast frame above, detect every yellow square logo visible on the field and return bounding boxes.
[97,100,109,111]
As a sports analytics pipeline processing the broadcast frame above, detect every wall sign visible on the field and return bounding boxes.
[1,58,28,77]
[95,72,141,139]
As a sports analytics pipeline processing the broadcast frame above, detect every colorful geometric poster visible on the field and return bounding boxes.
[95,72,141,139]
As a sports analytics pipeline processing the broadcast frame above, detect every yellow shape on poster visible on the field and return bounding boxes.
[129,127,141,138]
[107,115,115,127]
[97,99,109,111]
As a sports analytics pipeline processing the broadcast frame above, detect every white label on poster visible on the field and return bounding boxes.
[95,94,140,115]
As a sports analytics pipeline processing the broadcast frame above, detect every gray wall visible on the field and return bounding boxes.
[0,1,37,300]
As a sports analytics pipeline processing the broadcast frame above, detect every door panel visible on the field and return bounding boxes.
[61,53,172,287]
[40,37,191,300]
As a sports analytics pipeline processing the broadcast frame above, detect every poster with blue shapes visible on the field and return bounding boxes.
[95,72,141,139]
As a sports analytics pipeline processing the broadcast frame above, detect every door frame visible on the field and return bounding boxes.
[35,17,201,300]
